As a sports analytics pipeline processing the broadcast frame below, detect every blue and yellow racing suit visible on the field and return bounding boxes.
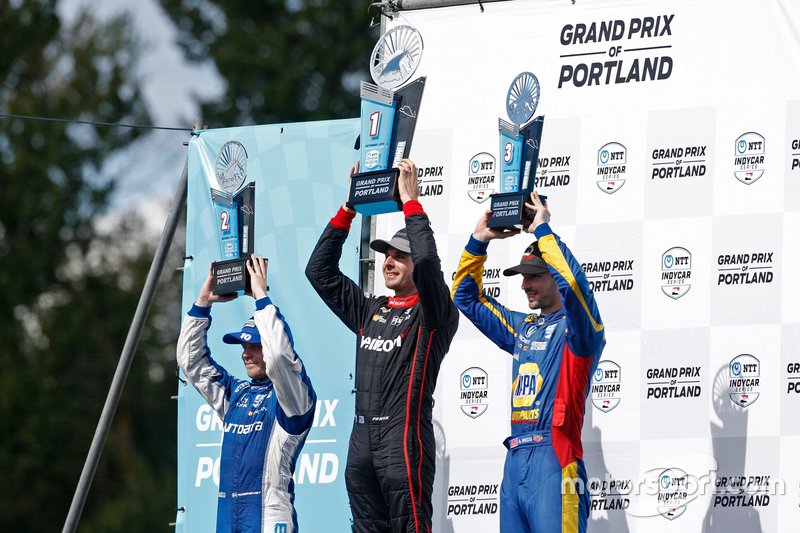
[452,223,605,533]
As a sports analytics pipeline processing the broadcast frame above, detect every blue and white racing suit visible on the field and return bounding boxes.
[177,297,316,533]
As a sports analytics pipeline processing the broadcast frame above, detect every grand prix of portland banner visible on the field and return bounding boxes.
[177,119,360,532]
[365,0,800,531]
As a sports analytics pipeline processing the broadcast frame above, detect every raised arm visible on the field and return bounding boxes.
[451,210,524,353]
[305,163,370,332]
[176,267,243,419]
[248,257,316,433]
[393,159,458,330]
[526,192,604,356]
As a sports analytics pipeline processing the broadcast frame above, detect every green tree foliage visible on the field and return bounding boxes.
[0,3,180,530]
[159,0,377,125]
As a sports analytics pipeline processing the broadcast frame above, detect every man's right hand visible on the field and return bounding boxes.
[195,265,238,307]
[472,209,520,243]
[523,191,550,233]
[343,160,359,213]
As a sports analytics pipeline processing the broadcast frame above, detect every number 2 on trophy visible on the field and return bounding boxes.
[504,142,514,163]
[220,209,230,232]
[369,111,381,137]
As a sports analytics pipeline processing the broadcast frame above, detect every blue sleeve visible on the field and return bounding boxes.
[451,236,526,354]
[534,224,605,357]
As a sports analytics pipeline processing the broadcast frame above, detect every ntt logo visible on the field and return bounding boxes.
[591,360,622,412]
[460,367,489,418]
[660,247,692,300]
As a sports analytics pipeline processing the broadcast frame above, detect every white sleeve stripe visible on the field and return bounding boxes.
[176,314,230,418]
[255,305,314,418]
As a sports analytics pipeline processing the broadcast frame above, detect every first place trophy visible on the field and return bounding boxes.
[488,72,546,228]
[349,25,426,215]
[210,140,257,295]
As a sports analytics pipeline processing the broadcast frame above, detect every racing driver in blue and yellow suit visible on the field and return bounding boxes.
[451,192,605,533]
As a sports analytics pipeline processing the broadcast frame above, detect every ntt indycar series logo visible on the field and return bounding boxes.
[661,247,691,299]
[657,468,690,520]
[596,142,627,193]
[733,132,766,185]
[466,153,496,203]
[729,354,760,408]
[460,367,489,419]
[591,360,622,412]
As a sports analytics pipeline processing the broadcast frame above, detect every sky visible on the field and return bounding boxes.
[58,0,225,233]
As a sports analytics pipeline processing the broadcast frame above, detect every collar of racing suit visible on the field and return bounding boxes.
[525,308,566,325]
[387,294,420,308]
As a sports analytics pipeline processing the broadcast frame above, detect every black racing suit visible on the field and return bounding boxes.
[305,201,458,533]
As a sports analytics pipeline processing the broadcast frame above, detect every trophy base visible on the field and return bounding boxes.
[348,168,402,216]
[487,192,547,229]
[212,258,250,295]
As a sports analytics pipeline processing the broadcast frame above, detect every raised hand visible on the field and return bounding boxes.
[523,191,550,233]
[472,209,520,243]
[396,159,419,204]
[246,255,269,300]
[195,265,238,307]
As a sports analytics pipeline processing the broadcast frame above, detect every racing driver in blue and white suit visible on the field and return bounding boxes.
[177,255,316,533]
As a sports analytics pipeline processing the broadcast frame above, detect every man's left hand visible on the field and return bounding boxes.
[523,191,550,233]
[246,255,269,299]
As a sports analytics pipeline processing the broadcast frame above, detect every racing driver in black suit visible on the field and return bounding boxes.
[306,158,458,533]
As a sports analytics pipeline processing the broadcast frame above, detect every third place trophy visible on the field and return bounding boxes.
[488,72,546,228]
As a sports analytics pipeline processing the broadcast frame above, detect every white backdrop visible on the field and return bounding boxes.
[369,0,800,531]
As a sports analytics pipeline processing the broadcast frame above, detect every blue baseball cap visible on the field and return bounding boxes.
[222,317,261,345]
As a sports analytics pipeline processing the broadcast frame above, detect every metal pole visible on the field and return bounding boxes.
[62,158,189,533]
[391,0,506,12]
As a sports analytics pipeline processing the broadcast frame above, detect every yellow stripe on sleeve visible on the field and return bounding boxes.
[537,234,604,334]
[452,249,517,336]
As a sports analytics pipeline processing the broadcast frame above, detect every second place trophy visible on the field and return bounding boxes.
[209,139,257,295]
